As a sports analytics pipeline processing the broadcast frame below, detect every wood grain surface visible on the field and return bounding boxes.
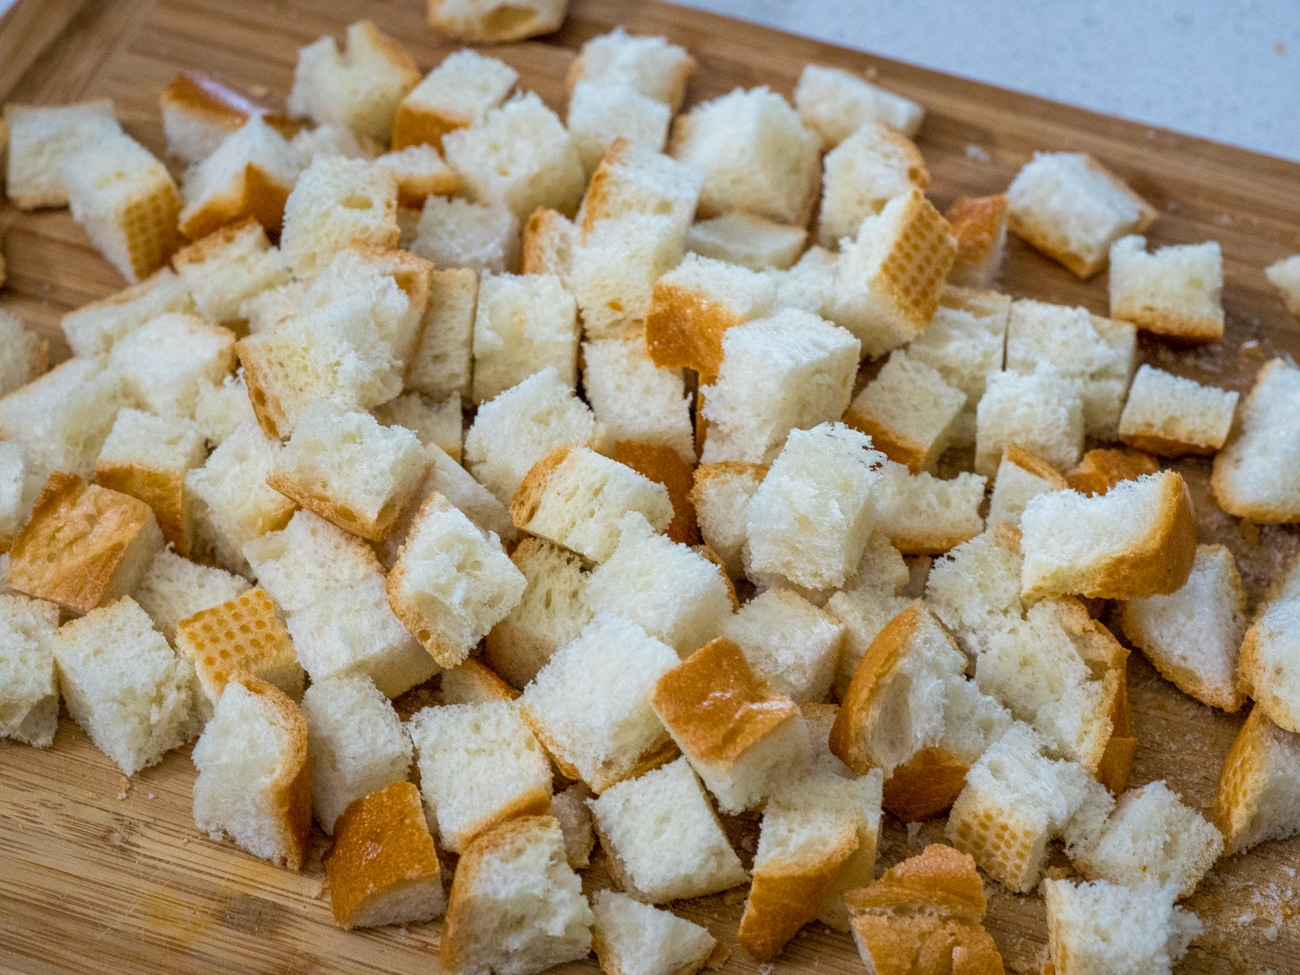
[2,1,1299,973]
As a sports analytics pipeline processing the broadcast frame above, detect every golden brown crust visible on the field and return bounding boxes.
[1065,448,1159,497]
[580,138,634,237]
[645,280,746,375]
[392,102,471,152]
[441,659,521,705]
[608,441,700,545]
[93,457,191,556]
[180,162,294,240]
[945,195,1007,267]
[694,545,740,610]
[176,588,297,701]
[522,207,575,278]
[881,747,971,822]
[265,467,414,543]
[160,71,268,132]
[872,190,958,338]
[234,675,312,871]
[1002,443,1070,490]
[427,0,567,43]
[1214,707,1274,855]
[235,335,288,439]
[842,404,928,474]
[1113,306,1224,345]
[509,445,572,531]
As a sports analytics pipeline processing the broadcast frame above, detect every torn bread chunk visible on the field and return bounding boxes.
[5,100,123,209]
[60,269,193,357]
[1109,235,1224,343]
[582,337,694,462]
[172,219,291,326]
[1043,878,1201,975]
[591,890,716,975]
[987,444,1069,528]
[0,312,48,399]
[279,155,399,279]
[689,461,766,579]
[412,196,520,274]
[1265,254,1300,317]
[1211,358,1300,522]
[429,0,568,42]
[817,119,928,248]
[581,140,703,241]
[870,462,986,557]
[109,313,236,419]
[824,536,913,698]
[1067,447,1159,497]
[571,214,685,340]
[1237,556,1300,733]
[1006,151,1157,278]
[471,272,579,403]
[945,193,1009,288]
[1215,706,1300,855]
[177,115,299,239]
[392,49,517,150]
[794,64,924,147]
[406,267,478,400]
[441,660,519,706]
[685,213,806,272]
[975,364,1085,478]
[0,594,61,747]
[243,510,380,614]
[522,207,577,281]
[845,349,965,473]
[772,243,837,314]
[567,80,671,176]
[567,28,696,113]
[580,441,694,542]
[1118,365,1237,456]
[719,588,844,703]
[131,549,249,645]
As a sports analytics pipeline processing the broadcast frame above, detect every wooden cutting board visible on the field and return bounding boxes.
[2,1,1299,972]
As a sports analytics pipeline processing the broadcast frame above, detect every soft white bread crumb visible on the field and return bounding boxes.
[172,219,291,326]
[845,349,964,473]
[240,280,304,334]
[286,123,377,170]
[569,28,695,112]
[689,462,767,579]
[131,548,249,645]
[588,757,748,902]
[1265,254,1300,317]
[581,140,703,239]
[4,100,121,209]
[1006,151,1157,279]
[582,337,694,462]
[1237,557,1300,733]
[301,674,412,833]
[52,597,197,776]
[870,461,986,555]
[794,64,924,147]
[412,196,520,274]
[0,311,48,399]
[279,155,399,278]
[1043,878,1201,975]
[975,364,1085,478]
[824,535,911,698]
[177,115,299,240]
[591,889,716,975]
[522,207,577,282]
[109,313,235,419]
[0,443,41,554]
[987,444,1069,528]
[408,701,553,854]
[771,244,837,314]
[1211,358,1300,522]
[1118,365,1237,457]
[0,593,61,747]
[407,267,478,400]
[924,523,1025,659]
[393,48,517,150]
[374,391,462,462]
[60,268,195,358]
[521,614,679,792]
[242,509,378,613]
[471,272,579,403]
[684,212,807,271]
[571,214,685,340]
[719,587,844,703]
[1108,235,1224,343]
[1215,706,1300,855]
[817,119,928,248]
[700,309,861,464]
[945,194,1010,288]
[568,80,671,176]
[670,86,820,226]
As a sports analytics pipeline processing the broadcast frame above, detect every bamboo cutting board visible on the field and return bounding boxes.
[2,1,1300,972]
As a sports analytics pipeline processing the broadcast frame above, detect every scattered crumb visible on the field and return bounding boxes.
[1275,41,1286,55]
[147,793,155,800]
[964,143,990,162]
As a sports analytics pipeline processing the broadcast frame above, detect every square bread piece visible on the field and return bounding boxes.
[440,660,519,707]
[700,309,861,464]
[1211,358,1300,522]
[1215,706,1300,856]
[1109,235,1224,343]
[1118,365,1237,456]
[582,337,694,462]
[1066,447,1160,497]
[685,212,807,271]
[131,548,249,645]
[1006,151,1157,278]
[718,587,844,703]
[387,493,526,668]
[587,513,734,656]
[581,140,703,239]
[393,49,517,150]
[871,461,987,555]
[406,267,478,400]
[439,815,593,975]
[669,86,820,227]
[590,889,716,975]
[108,312,235,419]
[986,444,1069,528]
[975,364,1086,478]
[549,782,596,870]
[194,372,257,447]
[172,219,291,326]
[521,614,679,792]
[94,408,208,556]
[1043,878,1201,975]
[0,355,124,479]
[177,115,299,240]
[571,214,685,341]
[845,349,965,473]
[5,100,120,209]
[268,404,427,542]
[522,207,577,281]
[373,144,462,210]
[794,64,924,147]
[0,310,49,399]
[567,80,672,176]
[242,510,380,614]
[158,68,268,166]
[60,268,195,358]
[279,156,399,279]
[301,674,412,834]
[408,700,553,854]
[588,757,748,902]
[324,780,445,930]
[651,638,810,813]
[945,194,1010,288]
[53,597,197,776]
[568,28,696,112]
[0,444,41,555]
[1237,557,1300,733]
[0,594,62,747]
[471,272,579,403]
[428,0,567,41]
[816,119,929,248]
[8,473,163,616]
[1266,254,1300,317]
[373,391,463,463]
[412,197,520,275]
[689,461,767,579]
[191,676,311,870]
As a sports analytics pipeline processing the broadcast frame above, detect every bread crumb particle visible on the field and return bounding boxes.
[964,144,990,162]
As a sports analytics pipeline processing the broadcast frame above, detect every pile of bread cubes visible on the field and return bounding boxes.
[2,0,1300,972]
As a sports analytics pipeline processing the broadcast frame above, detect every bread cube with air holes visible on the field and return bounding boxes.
[0,594,61,747]
[794,64,923,147]
[406,267,478,400]
[1211,357,1300,523]
[718,587,845,704]
[242,510,379,614]
[685,212,807,271]
[1108,235,1224,343]
[53,597,198,776]
[108,313,235,419]
[975,364,1086,478]
[470,272,579,403]
[688,462,766,579]
[441,660,519,706]
[571,214,685,340]
[568,81,672,177]
[845,350,964,474]
[408,700,553,853]
[1043,878,1201,975]
[373,391,462,462]
[924,522,1025,652]
[581,139,703,239]
[373,144,461,209]
[1215,706,1300,855]
[817,119,929,248]
[0,311,48,399]
[280,156,399,278]
[191,675,311,869]
[131,549,249,645]
[986,444,1069,529]
[588,757,748,902]
[4,100,120,209]
[568,28,696,112]
[412,196,520,274]
[1119,364,1237,457]
[522,207,576,280]
[1237,556,1300,733]
[59,267,195,358]
[582,337,694,462]
[172,219,291,326]
[591,890,716,975]
[946,194,1009,288]
[177,115,299,240]
[869,461,986,556]
[392,48,517,150]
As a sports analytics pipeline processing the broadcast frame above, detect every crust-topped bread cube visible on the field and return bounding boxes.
[159,70,276,165]
[0,594,62,747]
[1237,556,1300,733]
[471,272,579,402]
[581,140,703,239]
[1211,358,1300,522]
[4,100,121,209]
[173,220,291,326]
[374,144,461,208]
[975,364,1085,477]
[590,889,716,975]
[131,549,249,644]
[242,510,379,613]
[413,197,520,275]
[582,338,694,462]
[845,349,965,473]
[109,313,236,419]
[689,462,767,579]
[568,28,696,113]
[719,588,844,703]
[60,268,195,358]
[406,267,478,400]
[567,80,672,177]
[945,194,1009,287]
[428,0,568,43]
[571,214,685,340]
[1215,706,1300,855]
[1266,254,1300,317]
[1066,447,1160,497]
[1109,235,1224,343]
[1118,365,1237,456]
[279,156,399,278]
[393,49,517,150]
[817,119,928,248]
[986,444,1069,528]
[1043,878,1201,975]
[794,64,924,147]
[177,116,299,239]
[522,207,576,280]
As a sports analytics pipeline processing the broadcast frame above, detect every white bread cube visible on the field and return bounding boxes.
[387,494,526,668]
[924,523,1025,657]
[587,514,733,656]
[1237,557,1300,733]
[1043,878,1201,975]
[0,311,48,399]
[511,447,673,564]
[131,548,249,645]
[684,212,806,271]
[1109,235,1224,343]
[242,509,379,613]
[1118,364,1237,456]
[794,64,923,147]
[987,444,1069,528]
[521,614,679,792]
[871,461,986,556]
[1265,254,1300,317]
[286,20,419,143]
[568,80,671,176]
[591,890,715,975]
[669,86,820,226]
[393,49,517,150]
[719,587,844,703]
[746,423,885,591]
[0,444,43,554]
[52,597,197,775]
[374,391,462,462]
[63,132,184,282]
[109,313,235,419]
[286,122,377,169]
[1215,706,1300,855]
[191,676,310,869]
[439,816,593,975]
[823,543,911,697]
[485,538,593,688]
[408,701,553,853]
[581,140,703,239]
[1211,358,1300,522]
[582,337,694,462]
[186,421,296,575]
[443,92,584,221]
[0,594,61,747]
[945,194,1010,288]
[412,196,520,274]
[522,207,577,281]
[588,757,748,902]
[701,310,860,464]
[688,461,766,579]
[407,267,478,399]
[1006,152,1157,278]
[817,119,928,248]
[301,674,412,833]
[4,100,121,209]
[464,367,597,504]
[568,28,695,112]
[239,280,304,334]
[441,660,519,707]
[975,364,1085,478]
[1121,544,1246,712]
[177,115,299,240]
[279,155,399,278]
[571,214,685,340]
[771,242,837,315]
[374,144,461,209]
[1019,471,1197,600]
[550,783,595,869]
[60,268,195,358]
[845,350,964,473]
[471,272,579,403]
[158,70,271,165]
[173,219,291,325]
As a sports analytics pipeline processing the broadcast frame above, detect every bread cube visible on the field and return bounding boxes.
[718,588,843,703]
[1066,447,1160,498]
[607,442,699,547]
[60,268,195,357]
[1211,358,1300,522]
[571,214,685,340]
[1043,878,1201,975]
[582,338,694,462]
[173,219,291,325]
[870,461,986,556]
[588,757,748,901]
[412,196,520,274]
[688,462,765,579]
[159,71,273,165]
[924,522,1025,657]
[588,514,733,656]
[408,700,553,852]
[1215,706,1300,855]
[581,139,703,239]
[393,49,517,150]
[325,781,445,929]
[975,364,1085,477]
[817,119,928,248]
[470,272,579,403]
[794,64,923,147]
[441,659,518,706]
[568,28,695,112]
[1006,152,1157,278]
[0,443,42,555]
[240,279,306,334]
[241,509,379,613]
[1237,557,1300,733]
[591,890,715,975]
[5,101,121,209]
[108,313,235,420]
[0,357,124,481]
[131,548,249,645]
[373,144,461,209]
[940,194,1008,289]
[280,155,399,278]
[0,594,61,746]
[0,311,48,399]
[373,391,462,463]
[1118,365,1237,457]
[428,0,566,40]
[464,367,597,503]
[1265,254,1300,317]
[191,676,311,869]
[406,267,478,400]
[568,80,671,177]
[1109,235,1224,342]
[987,444,1069,528]
[845,350,964,474]
[522,207,577,281]
[178,115,299,239]
[684,212,806,271]
[670,86,820,226]
[53,597,197,775]
[521,614,678,791]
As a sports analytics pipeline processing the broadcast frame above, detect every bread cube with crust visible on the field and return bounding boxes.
[0,594,61,747]
[4,100,121,209]
[178,115,300,239]
[1007,152,1157,278]
[571,214,685,340]
[159,71,278,165]
[719,588,844,703]
[581,139,703,239]
[1211,358,1300,522]
[412,196,520,274]
[440,660,518,707]
[279,155,399,278]
[373,391,462,462]
[582,337,694,462]
[0,311,48,399]
[130,549,249,645]
[685,212,806,271]
[109,313,236,419]
[568,28,696,112]
[794,64,924,147]
[173,219,291,325]
[1215,706,1300,855]
[374,145,462,209]
[428,0,567,41]
[568,80,672,177]
[689,462,766,579]
[242,510,379,613]
[1043,878,1201,975]
[1237,556,1300,733]
[1109,235,1224,343]
[522,207,577,281]
[602,442,698,544]
[549,783,595,870]
[817,119,929,248]
[1265,254,1300,317]
[60,268,195,358]
[1118,365,1237,457]
[975,364,1086,478]
[392,49,517,150]
[1065,445,1157,497]
[870,462,986,556]
[591,890,716,975]
[471,272,579,403]
[845,350,964,473]
[945,194,1009,288]
[406,267,478,400]
[987,444,1069,528]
